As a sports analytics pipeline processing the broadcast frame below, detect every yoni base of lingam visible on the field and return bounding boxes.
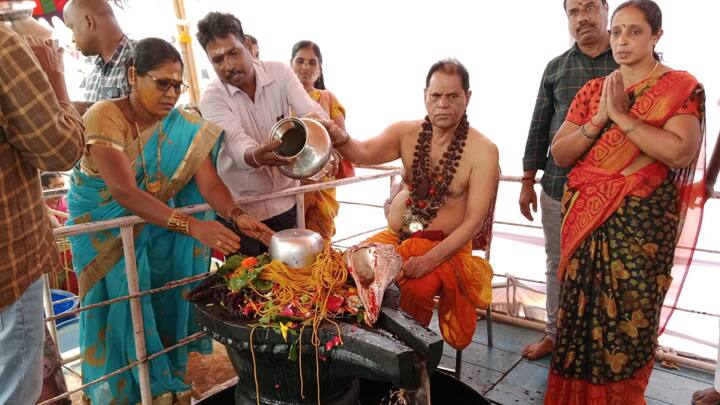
[189,229,445,404]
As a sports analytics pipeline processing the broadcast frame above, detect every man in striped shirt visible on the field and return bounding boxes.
[520,0,617,359]
[0,26,85,404]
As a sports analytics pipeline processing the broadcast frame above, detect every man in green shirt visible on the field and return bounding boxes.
[520,0,617,359]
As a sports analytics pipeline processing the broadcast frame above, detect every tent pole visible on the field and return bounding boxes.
[172,0,201,104]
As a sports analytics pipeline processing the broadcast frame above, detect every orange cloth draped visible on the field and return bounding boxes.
[366,229,493,350]
[545,359,654,405]
[300,89,350,241]
[309,89,346,122]
[310,89,354,179]
[303,183,340,241]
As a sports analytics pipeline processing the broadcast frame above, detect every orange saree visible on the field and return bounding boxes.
[545,71,705,405]
[366,229,493,350]
[301,89,350,241]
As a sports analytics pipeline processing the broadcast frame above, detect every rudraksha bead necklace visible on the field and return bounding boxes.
[401,114,469,241]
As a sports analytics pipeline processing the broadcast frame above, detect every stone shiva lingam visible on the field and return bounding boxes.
[189,231,443,405]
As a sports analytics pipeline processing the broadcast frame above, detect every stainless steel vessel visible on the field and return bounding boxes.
[268,228,324,268]
[269,117,332,180]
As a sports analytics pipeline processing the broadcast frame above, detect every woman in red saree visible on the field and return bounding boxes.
[545,1,705,404]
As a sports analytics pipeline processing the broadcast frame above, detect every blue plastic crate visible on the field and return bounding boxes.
[51,289,79,328]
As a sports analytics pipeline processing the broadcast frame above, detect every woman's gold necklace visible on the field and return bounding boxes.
[129,99,162,196]
[642,60,660,82]
[628,60,660,89]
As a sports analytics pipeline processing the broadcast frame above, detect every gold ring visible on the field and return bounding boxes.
[216,241,222,247]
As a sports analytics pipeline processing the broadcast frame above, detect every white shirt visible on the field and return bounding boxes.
[200,61,327,220]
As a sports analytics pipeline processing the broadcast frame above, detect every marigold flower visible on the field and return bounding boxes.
[241,256,258,268]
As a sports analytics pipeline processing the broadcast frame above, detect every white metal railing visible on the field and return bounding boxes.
[38,167,719,404]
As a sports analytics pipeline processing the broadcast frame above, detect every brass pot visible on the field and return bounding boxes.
[268,228,324,269]
[269,117,332,180]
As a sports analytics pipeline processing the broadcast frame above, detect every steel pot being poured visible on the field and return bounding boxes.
[270,117,333,180]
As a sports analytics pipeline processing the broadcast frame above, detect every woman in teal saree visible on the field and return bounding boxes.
[66,38,273,405]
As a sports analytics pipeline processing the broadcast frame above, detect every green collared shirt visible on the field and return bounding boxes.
[522,43,617,200]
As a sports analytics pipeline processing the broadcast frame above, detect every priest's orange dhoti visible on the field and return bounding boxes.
[366,229,493,350]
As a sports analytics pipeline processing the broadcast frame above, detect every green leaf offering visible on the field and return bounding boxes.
[216,254,245,277]
[254,279,273,291]
[288,340,298,361]
[228,269,262,292]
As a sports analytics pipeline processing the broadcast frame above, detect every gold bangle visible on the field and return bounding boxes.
[167,210,191,235]
[579,123,599,140]
[623,118,643,135]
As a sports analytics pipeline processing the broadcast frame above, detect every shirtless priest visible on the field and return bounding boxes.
[320,59,497,350]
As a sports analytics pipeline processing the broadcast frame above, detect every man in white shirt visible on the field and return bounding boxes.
[197,12,326,256]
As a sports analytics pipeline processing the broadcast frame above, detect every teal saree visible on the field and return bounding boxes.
[67,104,222,405]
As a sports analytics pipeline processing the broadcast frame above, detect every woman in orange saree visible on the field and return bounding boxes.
[544,1,705,404]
